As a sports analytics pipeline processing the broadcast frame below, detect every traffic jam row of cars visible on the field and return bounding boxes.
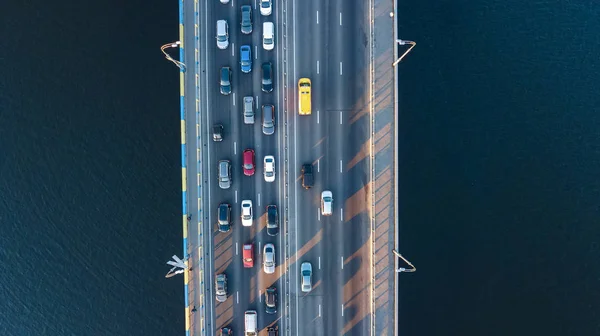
[213,1,280,335]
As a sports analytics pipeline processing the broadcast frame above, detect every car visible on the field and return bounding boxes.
[218,160,232,189]
[262,62,273,93]
[219,327,232,336]
[240,45,252,73]
[265,287,277,314]
[213,124,224,142]
[263,243,275,274]
[262,104,275,135]
[301,262,312,292]
[321,190,333,216]
[243,96,255,124]
[215,273,228,302]
[217,203,231,232]
[260,0,272,16]
[240,5,252,34]
[243,243,254,268]
[263,155,275,182]
[263,22,274,50]
[243,149,255,176]
[266,205,278,236]
[241,200,253,226]
[268,326,278,336]
[216,20,229,49]
[220,67,232,95]
[217,160,231,188]
[301,164,314,189]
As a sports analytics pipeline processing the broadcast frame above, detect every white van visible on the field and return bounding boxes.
[244,310,257,336]
[263,22,274,50]
[216,20,229,49]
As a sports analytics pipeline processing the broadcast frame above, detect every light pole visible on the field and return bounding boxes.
[160,41,186,71]
[392,250,416,273]
[392,39,416,67]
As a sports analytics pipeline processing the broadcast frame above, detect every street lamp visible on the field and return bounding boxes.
[392,249,416,273]
[392,39,416,67]
[160,41,186,71]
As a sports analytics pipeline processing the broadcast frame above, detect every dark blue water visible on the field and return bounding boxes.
[0,1,183,335]
[397,0,600,335]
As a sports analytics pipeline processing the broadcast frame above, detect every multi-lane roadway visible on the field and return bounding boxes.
[183,0,382,335]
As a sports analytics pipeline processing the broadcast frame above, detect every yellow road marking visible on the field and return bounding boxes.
[182,168,187,191]
[181,120,186,144]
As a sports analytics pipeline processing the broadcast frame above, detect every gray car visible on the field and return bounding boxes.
[263,243,275,274]
[220,67,231,95]
[241,5,252,34]
[262,104,275,135]
[215,273,228,302]
[218,160,231,189]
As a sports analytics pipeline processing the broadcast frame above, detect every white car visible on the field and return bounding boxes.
[263,243,276,274]
[301,262,312,292]
[260,0,272,16]
[216,20,229,50]
[321,190,333,216]
[241,200,253,227]
[264,155,275,182]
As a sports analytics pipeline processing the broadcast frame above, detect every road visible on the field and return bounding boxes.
[285,0,372,335]
[179,0,395,335]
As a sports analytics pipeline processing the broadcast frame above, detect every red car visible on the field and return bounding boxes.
[243,149,255,176]
[243,243,254,268]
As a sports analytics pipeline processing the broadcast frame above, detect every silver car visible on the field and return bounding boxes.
[301,262,312,292]
[218,160,231,189]
[215,273,228,302]
[321,190,333,216]
[262,104,275,135]
[263,243,275,274]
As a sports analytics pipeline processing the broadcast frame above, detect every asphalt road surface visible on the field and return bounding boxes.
[192,0,373,335]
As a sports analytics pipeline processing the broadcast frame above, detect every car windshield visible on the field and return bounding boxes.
[261,1,269,8]
[244,163,253,169]
[303,270,310,276]
[324,197,332,202]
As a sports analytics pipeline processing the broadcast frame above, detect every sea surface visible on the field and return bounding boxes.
[1,0,599,335]
[0,1,183,335]
[396,0,600,335]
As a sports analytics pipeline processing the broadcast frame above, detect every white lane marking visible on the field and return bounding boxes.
[256,95,259,108]
[259,290,262,302]
[232,0,234,7]
[317,110,320,124]
[341,256,344,269]
[318,257,321,269]
[317,60,320,74]
[234,141,237,155]
[342,304,344,316]
[237,291,239,304]
[340,111,343,124]
[232,43,235,56]
[317,159,320,172]
[316,11,319,24]
[255,45,258,59]
[318,209,321,221]
[233,92,236,106]
[258,193,261,206]
[340,160,343,173]
[340,62,343,75]
[318,304,322,317]
[236,242,239,255]
[340,208,343,222]
[235,190,238,203]
[254,0,257,9]
[340,12,342,26]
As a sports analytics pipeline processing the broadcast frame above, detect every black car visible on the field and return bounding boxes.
[265,287,277,314]
[241,5,252,34]
[220,66,232,95]
[301,164,313,189]
[213,124,224,142]
[262,62,273,93]
[218,203,231,232]
[266,205,278,236]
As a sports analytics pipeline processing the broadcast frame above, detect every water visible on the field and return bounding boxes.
[396,0,600,335]
[0,1,183,335]
[1,0,599,335]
